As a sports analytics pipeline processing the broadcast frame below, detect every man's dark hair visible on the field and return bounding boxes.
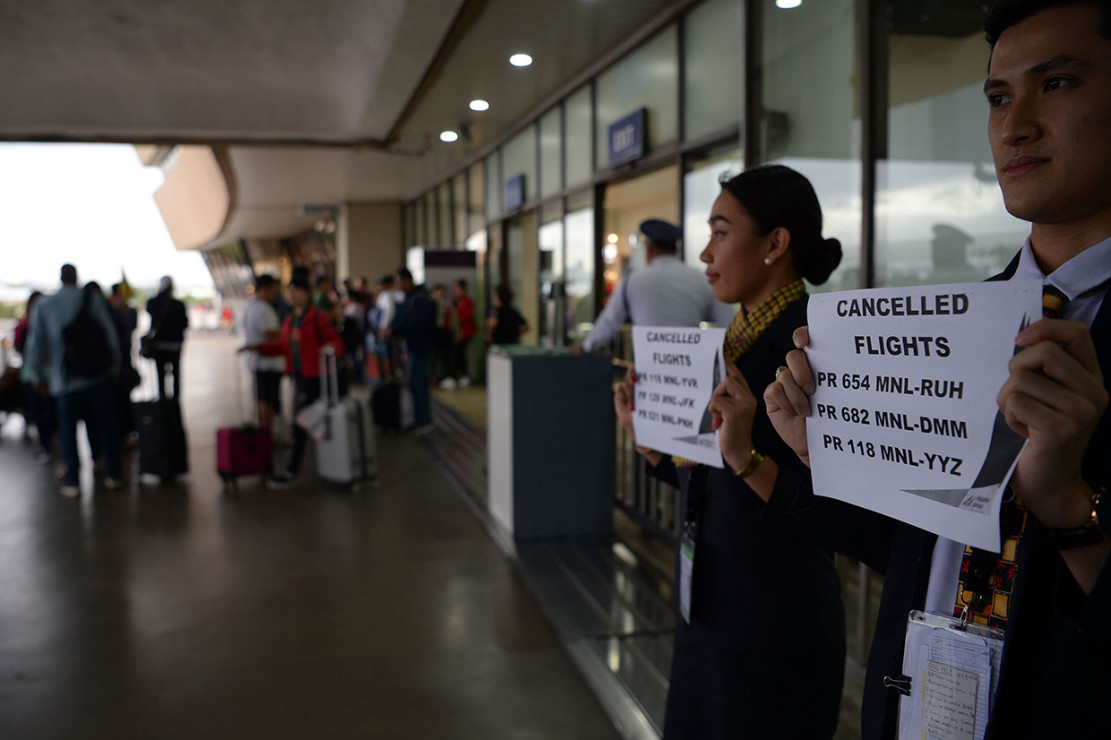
[456,279,468,291]
[315,274,332,288]
[379,273,394,286]
[111,282,125,296]
[60,264,77,286]
[986,0,1111,46]
[496,284,514,305]
[255,274,278,290]
[397,268,414,283]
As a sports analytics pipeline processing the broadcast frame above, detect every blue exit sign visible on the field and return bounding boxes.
[505,174,526,211]
[608,109,647,167]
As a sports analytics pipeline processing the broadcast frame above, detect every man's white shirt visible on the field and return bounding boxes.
[582,255,736,351]
[241,298,284,372]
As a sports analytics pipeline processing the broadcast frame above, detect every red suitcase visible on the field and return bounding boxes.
[217,425,272,488]
[216,355,273,488]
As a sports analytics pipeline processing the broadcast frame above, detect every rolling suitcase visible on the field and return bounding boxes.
[371,380,402,432]
[316,349,378,487]
[216,356,272,489]
[135,356,189,485]
[136,397,189,484]
[371,379,414,434]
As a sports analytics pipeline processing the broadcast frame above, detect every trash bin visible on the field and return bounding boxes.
[486,346,614,539]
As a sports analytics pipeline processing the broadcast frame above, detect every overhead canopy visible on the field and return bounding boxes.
[0,0,678,248]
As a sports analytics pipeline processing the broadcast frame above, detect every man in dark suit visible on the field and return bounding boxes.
[763,2,1111,737]
[145,276,189,403]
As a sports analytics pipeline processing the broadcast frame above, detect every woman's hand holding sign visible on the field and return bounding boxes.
[709,360,758,472]
[614,367,665,467]
[764,326,817,468]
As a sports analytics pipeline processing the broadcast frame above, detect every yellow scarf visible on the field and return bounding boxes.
[673,279,806,467]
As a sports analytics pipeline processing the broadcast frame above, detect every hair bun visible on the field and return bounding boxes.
[802,237,843,285]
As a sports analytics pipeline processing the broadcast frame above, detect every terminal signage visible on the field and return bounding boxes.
[505,174,526,211]
[608,109,647,167]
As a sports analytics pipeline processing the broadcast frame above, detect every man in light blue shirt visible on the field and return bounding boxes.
[27,264,123,497]
[581,219,735,352]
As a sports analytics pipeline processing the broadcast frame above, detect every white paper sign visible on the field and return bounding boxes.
[805,281,1042,551]
[632,326,727,468]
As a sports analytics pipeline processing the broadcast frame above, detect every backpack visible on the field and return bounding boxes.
[64,290,113,379]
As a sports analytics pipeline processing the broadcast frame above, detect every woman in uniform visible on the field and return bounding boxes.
[615,164,846,739]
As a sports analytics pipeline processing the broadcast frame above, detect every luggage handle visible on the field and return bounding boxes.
[319,347,340,408]
[237,351,261,428]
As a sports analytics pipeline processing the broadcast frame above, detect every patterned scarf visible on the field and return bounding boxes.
[673,279,806,467]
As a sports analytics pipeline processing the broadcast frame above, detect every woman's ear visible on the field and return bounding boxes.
[767,227,792,263]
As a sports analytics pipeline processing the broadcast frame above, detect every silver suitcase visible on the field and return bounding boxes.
[316,350,378,487]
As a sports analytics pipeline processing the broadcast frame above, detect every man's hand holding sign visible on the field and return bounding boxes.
[766,289,1109,592]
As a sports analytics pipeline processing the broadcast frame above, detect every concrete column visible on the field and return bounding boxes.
[336,201,404,283]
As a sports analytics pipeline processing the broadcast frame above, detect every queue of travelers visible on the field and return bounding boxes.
[15,265,186,497]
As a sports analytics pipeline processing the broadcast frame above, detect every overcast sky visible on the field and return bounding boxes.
[0,143,214,299]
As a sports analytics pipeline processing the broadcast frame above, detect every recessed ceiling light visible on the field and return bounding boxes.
[509,53,533,68]
[469,99,490,112]
[440,130,459,143]
[776,0,802,7]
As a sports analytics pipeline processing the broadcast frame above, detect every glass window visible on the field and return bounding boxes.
[539,203,565,345]
[876,11,1025,287]
[453,173,467,245]
[760,0,862,292]
[468,161,485,236]
[565,84,593,188]
[423,192,437,247]
[565,193,596,344]
[415,197,427,246]
[404,203,417,249]
[502,124,538,208]
[539,107,563,199]
[684,0,743,141]
[485,151,501,221]
[438,182,452,247]
[596,26,679,171]
[683,147,744,268]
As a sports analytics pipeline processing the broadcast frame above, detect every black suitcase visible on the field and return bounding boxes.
[135,399,189,483]
[372,381,403,433]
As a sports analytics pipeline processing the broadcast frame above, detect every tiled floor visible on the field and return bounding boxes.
[0,333,620,739]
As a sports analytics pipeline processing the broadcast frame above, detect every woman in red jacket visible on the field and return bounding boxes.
[253,277,344,487]
[451,279,477,387]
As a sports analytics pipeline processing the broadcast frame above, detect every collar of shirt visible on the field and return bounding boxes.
[647,254,680,269]
[1014,234,1111,327]
[1015,234,1111,301]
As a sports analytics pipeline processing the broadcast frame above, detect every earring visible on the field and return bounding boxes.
[763,257,773,266]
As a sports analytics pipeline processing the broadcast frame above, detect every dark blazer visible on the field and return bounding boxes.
[146,291,188,346]
[655,296,847,740]
[773,256,1111,739]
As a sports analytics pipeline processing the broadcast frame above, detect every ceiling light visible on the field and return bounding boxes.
[440,130,459,143]
[469,99,490,112]
[776,0,802,7]
[509,53,533,68]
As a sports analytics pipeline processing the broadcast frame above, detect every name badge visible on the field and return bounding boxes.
[896,611,1004,740]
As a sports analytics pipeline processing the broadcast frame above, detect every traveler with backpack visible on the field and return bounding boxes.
[25,264,123,497]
